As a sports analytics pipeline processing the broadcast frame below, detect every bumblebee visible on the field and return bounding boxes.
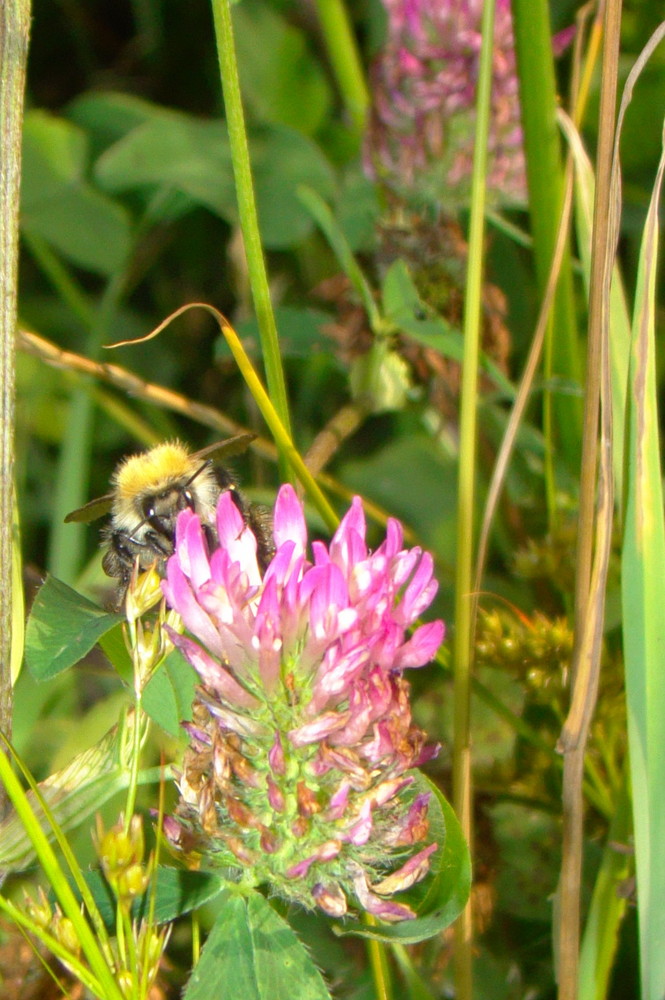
[65,435,274,606]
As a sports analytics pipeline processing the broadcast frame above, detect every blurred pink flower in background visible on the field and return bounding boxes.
[365,0,528,206]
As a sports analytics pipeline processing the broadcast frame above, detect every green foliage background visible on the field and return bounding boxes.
[7,0,665,998]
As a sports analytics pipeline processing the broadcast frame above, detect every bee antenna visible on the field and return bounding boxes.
[183,461,210,489]
[129,515,150,540]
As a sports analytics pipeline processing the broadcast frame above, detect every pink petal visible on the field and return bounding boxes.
[394,620,445,668]
[330,497,367,569]
[288,710,351,747]
[350,866,415,922]
[396,551,438,622]
[162,560,225,660]
[375,517,403,561]
[286,839,341,879]
[216,492,262,584]
[385,792,431,846]
[370,842,438,895]
[273,484,308,555]
[343,799,373,845]
[180,511,212,588]
[169,631,259,709]
[268,733,286,775]
[312,883,347,917]
[326,782,350,820]
[266,775,285,812]
[215,489,245,546]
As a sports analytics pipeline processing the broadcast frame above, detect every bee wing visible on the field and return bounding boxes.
[64,493,114,523]
[194,433,257,464]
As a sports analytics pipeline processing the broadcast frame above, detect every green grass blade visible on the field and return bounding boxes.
[621,121,665,1000]
[310,0,368,135]
[210,0,292,453]
[0,743,124,1000]
[452,2,496,996]
[578,769,632,1000]
[511,0,582,474]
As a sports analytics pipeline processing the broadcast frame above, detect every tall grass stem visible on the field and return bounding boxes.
[452,1,496,995]
[0,0,31,776]
[210,0,292,467]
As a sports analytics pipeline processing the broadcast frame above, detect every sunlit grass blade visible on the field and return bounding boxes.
[0,740,124,1000]
[621,120,665,1000]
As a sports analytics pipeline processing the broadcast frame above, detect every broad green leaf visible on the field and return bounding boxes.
[0,727,123,871]
[183,890,331,1000]
[142,648,198,737]
[251,128,335,249]
[67,91,175,155]
[233,0,332,135]
[25,576,123,681]
[21,110,132,275]
[74,867,226,929]
[337,774,470,944]
[95,115,237,219]
[512,0,582,466]
[96,115,334,249]
[98,621,133,685]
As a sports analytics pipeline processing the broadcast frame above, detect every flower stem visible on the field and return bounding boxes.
[452,1,497,996]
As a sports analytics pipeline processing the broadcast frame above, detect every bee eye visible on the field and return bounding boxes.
[183,490,194,508]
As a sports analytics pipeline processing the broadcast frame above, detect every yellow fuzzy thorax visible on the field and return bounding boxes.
[113,442,197,499]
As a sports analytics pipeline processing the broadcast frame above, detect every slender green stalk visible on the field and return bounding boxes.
[512,0,582,498]
[0,0,31,780]
[366,932,392,1000]
[210,0,292,459]
[452,3,496,996]
[311,0,369,135]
